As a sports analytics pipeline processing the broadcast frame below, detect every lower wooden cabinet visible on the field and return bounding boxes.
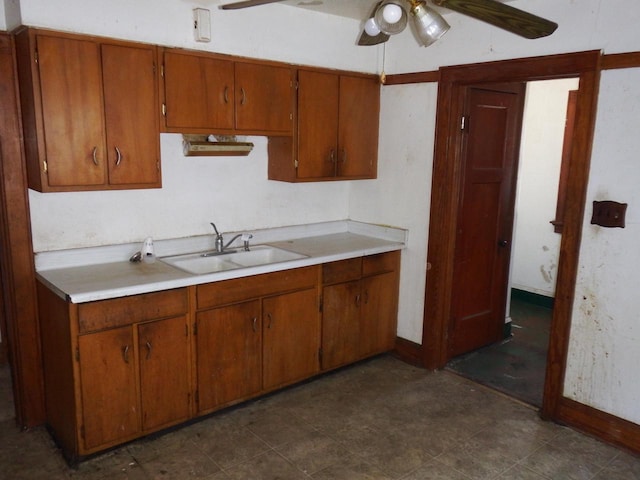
[321,251,400,370]
[195,266,320,415]
[37,253,399,461]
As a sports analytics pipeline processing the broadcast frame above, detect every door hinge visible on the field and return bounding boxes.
[162,103,167,117]
[43,160,48,174]
[34,49,39,65]
[160,64,165,78]
[294,159,299,169]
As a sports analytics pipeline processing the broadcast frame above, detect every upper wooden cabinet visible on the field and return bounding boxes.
[15,29,161,192]
[160,48,294,136]
[268,69,380,182]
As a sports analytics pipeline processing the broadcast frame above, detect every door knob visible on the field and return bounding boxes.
[498,240,509,247]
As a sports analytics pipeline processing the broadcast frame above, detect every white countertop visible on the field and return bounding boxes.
[36,221,407,303]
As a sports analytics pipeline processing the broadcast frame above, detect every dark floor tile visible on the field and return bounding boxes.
[310,453,393,480]
[592,450,640,479]
[223,451,309,480]
[138,441,221,479]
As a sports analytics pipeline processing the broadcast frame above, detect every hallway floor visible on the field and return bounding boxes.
[447,294,552,407]
[1,355,639,479]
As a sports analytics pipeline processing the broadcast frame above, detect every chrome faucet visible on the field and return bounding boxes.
[209,223,253,253]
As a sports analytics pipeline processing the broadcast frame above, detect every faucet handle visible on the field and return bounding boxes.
[242,233,253,251]
[210,222,221,236]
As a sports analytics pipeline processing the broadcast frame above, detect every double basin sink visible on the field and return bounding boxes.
[159,245,308,275]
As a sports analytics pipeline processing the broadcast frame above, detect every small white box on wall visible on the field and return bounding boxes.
[193,8,211,43]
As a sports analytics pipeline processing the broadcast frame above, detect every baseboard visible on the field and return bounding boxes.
[393,337,424,368]
[556,396,640,455]
[511,288,555,309]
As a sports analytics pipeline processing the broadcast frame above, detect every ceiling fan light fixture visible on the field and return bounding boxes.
[364,17,381,37]
[374,0,408,35]
[410,2,450,47]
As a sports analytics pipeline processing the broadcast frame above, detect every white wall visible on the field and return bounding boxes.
[511,78,579,298]
[9,0,640,427]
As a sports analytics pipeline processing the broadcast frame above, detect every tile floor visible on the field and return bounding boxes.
[1,355,639,479]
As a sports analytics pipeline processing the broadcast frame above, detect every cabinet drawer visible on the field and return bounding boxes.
[362,251,399,277]
[322,258,362,285]
[197,266,318,310]
[78,288,188,334]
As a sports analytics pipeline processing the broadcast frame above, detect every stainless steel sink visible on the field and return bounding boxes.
[159,245,307,275]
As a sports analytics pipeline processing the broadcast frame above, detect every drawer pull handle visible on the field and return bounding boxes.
[224,86,229,104]
[145,341,152,360]
[355,294,361,307]
[92,146,99,166]
[240,87,246,105]
[363,290,369,305]
[329,149,336,164]
[266,312,273,329]
[122,345,130,364]
[115,147,122,166]
[252,317,258,332]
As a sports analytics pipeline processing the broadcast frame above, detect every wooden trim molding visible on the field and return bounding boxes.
[557,397,640,455]
[0,33,45,426]
[384,70,440,85]
[393,337,424,368]
[601,51,640,70]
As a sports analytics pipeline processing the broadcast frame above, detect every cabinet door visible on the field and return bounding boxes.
[360,272,398,357]
[196,300,262,412]
[163,51,234,130]
[102,44,160,186]
[138,316,190,431]
[297,70,340,179]
[235,62,293,133]
[36,34,107,187]
[322,280,361,370]
[337,75,380,179]
[78,327,138,450]
[263,288,319,389]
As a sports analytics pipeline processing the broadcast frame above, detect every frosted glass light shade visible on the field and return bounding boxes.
[410,2,450,47]
[374,0,408,35]
[364,17,381,36]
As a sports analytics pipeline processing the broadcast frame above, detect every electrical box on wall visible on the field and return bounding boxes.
[591,200,627,228]
[193,8,211,43]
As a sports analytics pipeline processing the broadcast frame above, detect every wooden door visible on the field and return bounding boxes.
[36,34,106,187]
[196,300,262,412]
[234,62,293,133]
[78,327,138,450]
[102,44,160,186]
[448,84,525,357]
[297,70,340,179]
[263,288,319,389]
[337,75,379,179]
[162,51,234,130]
[322,280,361,369]
[360,272,398,358]
[138,316,190,431]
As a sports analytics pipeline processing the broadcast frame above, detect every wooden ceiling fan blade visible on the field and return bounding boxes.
[220,0,286,10]
[432,0,558,39]
[357,30,390,46]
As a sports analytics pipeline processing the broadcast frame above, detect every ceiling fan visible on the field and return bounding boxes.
[220,0,558,47]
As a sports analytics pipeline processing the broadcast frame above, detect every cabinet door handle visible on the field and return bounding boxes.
[266,312,273,329]
[115,147,122,167]
[329,149,336,164]
[341,149,347,164]
[122,345,130,364]
[223,86,229,104]
[355,294,361,307]
[240,87,246,106]
[92,146,99,166]
[145,341,152,360]
[252,317,258,332]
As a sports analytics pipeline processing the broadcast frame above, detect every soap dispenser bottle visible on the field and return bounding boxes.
[141,237,156,263]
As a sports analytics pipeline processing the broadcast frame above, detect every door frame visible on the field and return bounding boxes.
[422,50,601,420]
